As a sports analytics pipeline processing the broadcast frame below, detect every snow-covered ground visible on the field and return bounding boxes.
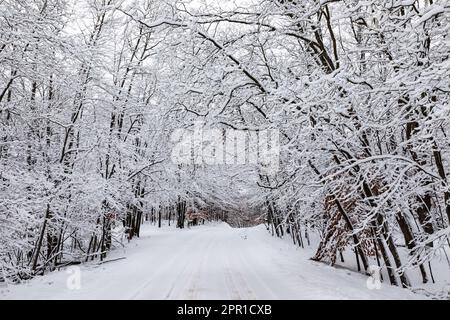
[0,222,429,299]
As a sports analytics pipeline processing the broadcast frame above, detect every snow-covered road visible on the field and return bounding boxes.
[0,223,424,299]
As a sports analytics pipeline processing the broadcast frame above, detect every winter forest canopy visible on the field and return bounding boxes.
[0,0,449,297]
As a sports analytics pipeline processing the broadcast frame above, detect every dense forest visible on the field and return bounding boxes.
[1,0,449,294]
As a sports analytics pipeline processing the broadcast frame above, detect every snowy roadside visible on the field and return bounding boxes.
[0,222,433,300]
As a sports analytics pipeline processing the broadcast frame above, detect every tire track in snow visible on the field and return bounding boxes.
[163,233,209,299]
[130,230,202,299]
[183,232,217,300]
[173,232,216,300]
[236,241,279,299]
[222,237,257,300]
[223,263,242,299]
